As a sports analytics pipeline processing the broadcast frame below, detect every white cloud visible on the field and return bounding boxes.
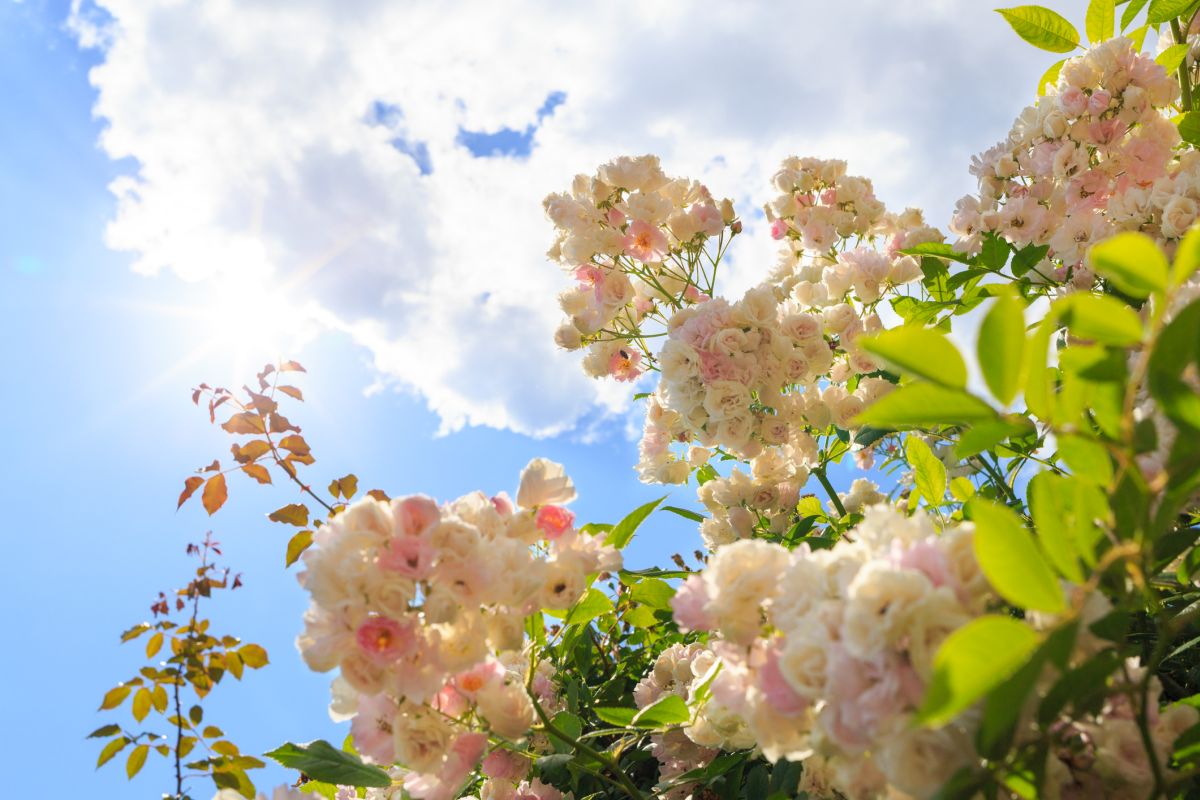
[69,0,1087,436]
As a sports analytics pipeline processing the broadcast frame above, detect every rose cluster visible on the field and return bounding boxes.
[295,458,619,800]
[662,503,1197,799]
[544,154,738,383]
[951,37,1187,281]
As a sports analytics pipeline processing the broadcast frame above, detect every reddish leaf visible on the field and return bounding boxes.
[243,388,278,414]
[231,440,270,463]
[277,385,304,401]
[202,459,221,473]
[279,435,310,455]
[192,389,202,405]
[202,474,228,515]
[268,503,309,526]
[279,360,306,372]
[177,477,204,509]
[242,464,272,484]
[268,413,299,433]
[221,412,265,435]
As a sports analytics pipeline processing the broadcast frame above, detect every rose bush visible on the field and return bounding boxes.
[95,2,1200,798]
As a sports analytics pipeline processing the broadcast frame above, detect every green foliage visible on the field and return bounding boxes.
[264,741,392,788]
[996,6,1081,52]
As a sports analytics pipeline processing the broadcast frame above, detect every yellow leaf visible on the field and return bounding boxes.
[151,685,169,713]
[238,643,269,669]
[285,530,313,568]
[145,631,164,659]
[202,474,228,516]
[231,439,270,463]
[242,464,272,485]
[100,685,131,711]
[279,435,310,455]
[220,412,266,435]
[126,744,149,779]
[212,740,240,757]
[96,736,127,767]
[226,651,244,680]
[268,503,309,526]
[132,688,152,722]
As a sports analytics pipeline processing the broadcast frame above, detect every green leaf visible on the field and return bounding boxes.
[970,499,1066,612]
[978,294,1027,405]
[907,437,947,506]
[1057,293,1144,346]
[631,694,690,728]
[950,476,977,502]
[661,505,705,522]
[1179,110,1200,148]
[859,326,967,388]
[604,496,666,549]
[996,6,1081,52]
[900,242,973,263]
[916,615,1041,726]
[88,724,122,739]
[549,711,583,755]
[629,577,675,611]
[1058,434,1114,485]
[954,417,1034,459]
[1174,223,1200,285]
[1088,231,1169,298]
[1148,0,1196,23]
[854,383,997,428]
[1028,473,1086,583]
[593,706,637,727]
[1149,298,1200,430]
[1087,0,1115,41]
[564,588,614,626]
[264,741,391,788]
[1037,58,1066,95]
[1157,42,1191,75]
[1122,0,1150,29]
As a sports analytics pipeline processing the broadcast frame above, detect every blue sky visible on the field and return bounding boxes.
[0,0,1089,797]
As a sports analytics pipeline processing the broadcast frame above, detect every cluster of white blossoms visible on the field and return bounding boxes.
[295,458,618,800]
[670,505,988,798]
[664,503,1199,799]
[548,157,938,495]
[951,37,1190,281]
[544,154,738,383]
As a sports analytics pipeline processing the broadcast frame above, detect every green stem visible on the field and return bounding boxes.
[1173,18,1194,113]
[814,467,846,518]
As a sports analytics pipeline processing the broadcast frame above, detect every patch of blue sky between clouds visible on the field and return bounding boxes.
[367,100,432,175]
[457,90,565,158]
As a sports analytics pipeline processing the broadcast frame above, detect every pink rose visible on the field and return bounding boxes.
[623,220,669,262]
[394,495,440,537]
[535,505,576,539]
[671,574,714,632]
[355,615,417,664]
[379,534,436,579]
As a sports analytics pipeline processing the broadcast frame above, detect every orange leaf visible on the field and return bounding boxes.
[242,464,272,484]
[279,435,310,455]
[268,503,309,526]
[277,385,304,401]
[285,452,315,467]
[366,489,391,502]
[243,388,278,414]
[177,477,204,509]
[280,360,306,372]
[202,474,228,515]
[231,440,270,463]
[268,413,299,433]
[221,412,265,435]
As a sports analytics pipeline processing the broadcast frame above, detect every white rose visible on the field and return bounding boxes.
[516,458,577,508]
